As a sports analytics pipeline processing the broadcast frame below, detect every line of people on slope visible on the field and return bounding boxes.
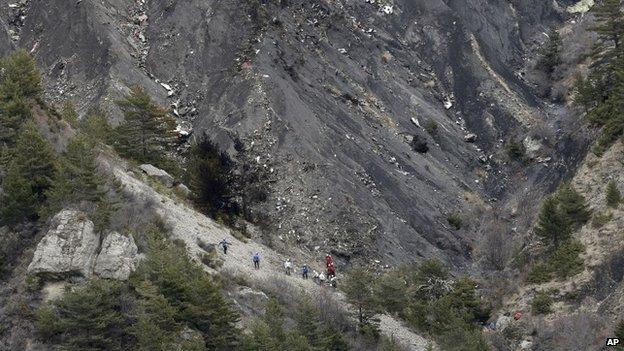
[218,239,337,287]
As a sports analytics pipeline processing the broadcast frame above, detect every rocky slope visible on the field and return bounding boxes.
[0,0,593,267]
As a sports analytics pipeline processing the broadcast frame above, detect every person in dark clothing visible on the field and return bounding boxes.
[302,264,309,279]
[219,239,230,254]
[252,252,260,269]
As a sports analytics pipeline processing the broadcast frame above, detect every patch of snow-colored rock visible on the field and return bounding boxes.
[28,210,99,278]
[139,164,174,187]
[94,232,139,280]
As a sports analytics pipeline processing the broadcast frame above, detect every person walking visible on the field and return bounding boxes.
[284,259,293,275]
[313,270,320,284]
[319,271,326,286]
[252,252,260,269]
[301,264,309,279]
[219,239,230,254]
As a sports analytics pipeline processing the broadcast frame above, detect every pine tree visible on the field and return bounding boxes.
[591,0,624,62]
[130,281,180,351]
[39,279,133,351]
[0,50,41,99]
[0,162,38,225]
[80,110,113,142]
[343,267,380,334]
[555,184,592,226]
[606,180,622,208]
[294,296,321,346]
[535,196,571,250]
[538,27,563,77]
[186,135,234,217]
[114,86,177,164]
[0,96,31,146]
[44,136,111,224]
[263,298,286,342]
[9,124,57,199]
[60,101,79,127]
[132,230,240,349]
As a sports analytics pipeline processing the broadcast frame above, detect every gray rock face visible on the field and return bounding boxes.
[94,232,139,280]
[139,164,174,188]
[4,0,589,266]
[28,210,99,278]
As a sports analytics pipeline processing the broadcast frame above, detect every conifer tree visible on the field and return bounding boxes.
[343,267,380,334]
[114,86,176,164]
[591,0,624,63]
[555,184,591,226]
[186,135,234,217]
[0,96,31,146]
[80,110,113,142]
[0,50,42,99]
[538,28,563,77]
[60,101,79,127]
[46,136,105,208]
[130,281,180,351]
[10,124,57,199]
[0,162,38,225]
[535,196,571,250]
[606,179,621,208]
[294,296,321,346]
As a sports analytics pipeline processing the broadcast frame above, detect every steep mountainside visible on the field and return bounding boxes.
[0,0,590,266]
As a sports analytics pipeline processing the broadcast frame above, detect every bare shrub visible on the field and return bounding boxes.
[479,218,514,271]
[533,312,605,351]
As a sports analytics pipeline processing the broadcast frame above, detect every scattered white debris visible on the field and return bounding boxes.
[382,5,393,14]
[411,117,421,128]
[444,99,453,109]
[464,133,478,143]
[338,48,347,54]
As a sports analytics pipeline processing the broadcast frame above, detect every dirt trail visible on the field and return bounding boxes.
[113,166,433,350]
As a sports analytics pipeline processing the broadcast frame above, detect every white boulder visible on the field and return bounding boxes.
[28,210,100,278]
[94,232,139,280]
[139,164,175,188]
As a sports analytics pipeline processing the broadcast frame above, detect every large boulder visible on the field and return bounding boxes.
[139,164,174,188]
[28,210,100,278]
[94,232,139,280]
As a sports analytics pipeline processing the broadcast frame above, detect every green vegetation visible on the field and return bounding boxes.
[447,213,463,230]
[240,297,349,351]
[535,195,571,250]
[60,101,78,127]
[531,291,553,315]
[537,27,562,78]
[343,260,489,351]
[506,138,526,161]
[343,267,381,337]
[424,119,438,136]
[575,0,624,154]
[529,185,589,283]
[0,124,57,225]
[592,211,613,228]
[80,110,113,142]
[555,184,592,227]
[36,226,240,350]
[606,180,621,208]
[186,135,235,218]
[113,86,177,171]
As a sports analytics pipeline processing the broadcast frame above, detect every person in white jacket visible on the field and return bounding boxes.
[284,259,293,275]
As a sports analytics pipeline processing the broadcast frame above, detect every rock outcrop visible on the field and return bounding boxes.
[28,210,140,280]
[94,232,139,280]
[139,164,174,188]
[28,210,99,278]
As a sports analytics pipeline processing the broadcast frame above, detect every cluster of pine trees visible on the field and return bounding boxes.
[343,260,490,351]
[528,184,591,283]
[240,297,350,351]
[575,0,624,155]
[36,225,240,350]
